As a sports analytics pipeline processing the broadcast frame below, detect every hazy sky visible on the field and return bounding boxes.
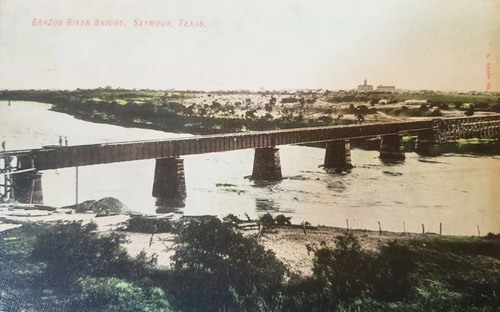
[0,0,497,91]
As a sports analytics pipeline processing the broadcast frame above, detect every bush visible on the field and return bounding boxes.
[67,277,172,312]
[258,212,276,227]
[170,218,286,311]
[430,108,443,116]
[372,241,415,301]
[31,222,130,291]
[465,105,475,116]
[313,234,374,303]
[304,235,416,307]
[411,280,474,312]
[275,214,292,226]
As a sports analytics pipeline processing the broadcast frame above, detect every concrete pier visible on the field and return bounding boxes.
[324,140,353,171]
[379,135,405,160]
[251,147,282,180]
[11,171,43,204]
[152,157,186,200]
[415,129,440,156]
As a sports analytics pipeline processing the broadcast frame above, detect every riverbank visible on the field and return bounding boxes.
[1,204,498,278]
[1,206,499,311]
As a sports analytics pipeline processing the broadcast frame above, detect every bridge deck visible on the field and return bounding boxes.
[1,115,499,171]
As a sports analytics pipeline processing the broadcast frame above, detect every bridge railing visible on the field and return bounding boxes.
[435,115,500,142]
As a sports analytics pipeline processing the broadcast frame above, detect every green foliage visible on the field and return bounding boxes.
[1,218,498,311]
[372,241,415,301]
[31,222,130,291]
[170,218,287,311]
[465,104,475,116]
[430,108,443,116]
[409,280,478,312]
[275,214,292,226]
[313,234,375,303]
[67,277,172,312]
[258,212,276,227]
[284,235,417,310]
[257,213,293,227]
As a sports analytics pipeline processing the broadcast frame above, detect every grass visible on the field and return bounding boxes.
[0,224,58,311]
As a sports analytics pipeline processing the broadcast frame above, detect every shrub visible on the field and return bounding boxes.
[372,241,415,301]
[465,105,475,116]
[430,108,443,116]
[275,214,292,226]
[170,218,286,311]
[67,277,172,312]
[411,280,472,312]
[313,234,374,303]
[258,212,276,227]
[309,236,416,306]
[31,222,130,291]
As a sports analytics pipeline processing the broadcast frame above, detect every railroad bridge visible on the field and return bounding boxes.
[1,115,499,204]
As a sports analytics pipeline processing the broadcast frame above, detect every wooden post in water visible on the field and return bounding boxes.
[439,223,442,236]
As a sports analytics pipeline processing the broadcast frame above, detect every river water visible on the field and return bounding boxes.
[1,101,498,235]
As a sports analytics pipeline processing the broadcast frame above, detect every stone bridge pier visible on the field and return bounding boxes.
[379,134,405,160]
[251,147,282,180]
[415,129,440,156]
[152,147,284,202]
[152,157,186,202]
[324,140,353,171]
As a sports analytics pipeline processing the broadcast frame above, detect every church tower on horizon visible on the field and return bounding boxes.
[357,78,373,92]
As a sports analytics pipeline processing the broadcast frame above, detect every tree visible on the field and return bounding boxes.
[464,104,475,116]
[269,95,277,106]
[245,109,257,119]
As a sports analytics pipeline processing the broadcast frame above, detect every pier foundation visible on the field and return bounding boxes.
[11,171,44,204]
[324,140,353,171]
[379,134,405,160]
[152,157,186,200]
[251,147,282,180]
[415,129,440,156]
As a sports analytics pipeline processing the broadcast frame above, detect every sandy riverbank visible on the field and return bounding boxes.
[0,205,447,276]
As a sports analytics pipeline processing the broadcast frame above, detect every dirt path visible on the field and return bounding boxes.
[377,110,403,120]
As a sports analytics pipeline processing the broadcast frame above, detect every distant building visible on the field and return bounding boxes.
[357,78,373,92]
[377,85,396,92]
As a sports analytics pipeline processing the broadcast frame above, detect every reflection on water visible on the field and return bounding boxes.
[155,197,185,214]
[1,101,499,235]
[255,198,280,212]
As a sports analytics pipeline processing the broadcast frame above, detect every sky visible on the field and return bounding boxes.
[0,0,498,91]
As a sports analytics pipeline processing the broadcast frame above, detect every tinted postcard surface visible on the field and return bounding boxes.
[0,1,499,311]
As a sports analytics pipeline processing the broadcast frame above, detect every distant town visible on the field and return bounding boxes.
[1,83,498,136]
